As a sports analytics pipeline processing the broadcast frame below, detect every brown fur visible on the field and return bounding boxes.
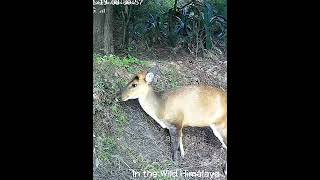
[121,71,227,160]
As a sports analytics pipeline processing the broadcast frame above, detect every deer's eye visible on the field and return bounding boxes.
[132,83,137,88]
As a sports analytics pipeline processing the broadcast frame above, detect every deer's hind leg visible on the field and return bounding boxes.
[210,124,227,149]
[179,128,184,158]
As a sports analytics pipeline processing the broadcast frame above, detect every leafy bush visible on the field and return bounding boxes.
[133,0,227,53]
[113,0,226,54]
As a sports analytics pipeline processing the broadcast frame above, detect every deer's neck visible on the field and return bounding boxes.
[138,87,167,128]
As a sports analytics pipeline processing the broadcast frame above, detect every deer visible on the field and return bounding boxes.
[120,70,227,175]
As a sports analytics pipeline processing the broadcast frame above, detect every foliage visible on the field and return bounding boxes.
[173,0,226,52]
[95,136,117,163]
[94,54,148,73]
[110,0,226,54]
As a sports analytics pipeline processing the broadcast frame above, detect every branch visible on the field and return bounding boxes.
[177,1,194,10]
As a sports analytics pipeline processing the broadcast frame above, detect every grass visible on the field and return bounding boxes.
[93,53,151,109]
[163,68,179,88]
[95,135,117,163]
[155,65,184,92]
[94,54,149,73]
[93,53,151,119]
[111,103,128,127]
[93,53,154,171]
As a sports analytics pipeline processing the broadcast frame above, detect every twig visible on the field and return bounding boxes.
[177,1,194,10]
[111,155,131,169]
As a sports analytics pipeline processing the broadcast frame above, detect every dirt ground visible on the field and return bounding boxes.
[93,47,227,180]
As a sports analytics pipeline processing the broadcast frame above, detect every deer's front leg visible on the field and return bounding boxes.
[169,126,179,161]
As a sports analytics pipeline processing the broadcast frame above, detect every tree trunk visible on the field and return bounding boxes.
[122,5,131,50]
[168,0,178,47]
[93,5,105,53]
[103,5,114,55]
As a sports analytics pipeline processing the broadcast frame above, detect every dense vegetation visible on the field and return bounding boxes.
[94,0,227,56]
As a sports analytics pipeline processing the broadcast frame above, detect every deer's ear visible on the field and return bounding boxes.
[145,72,154,84]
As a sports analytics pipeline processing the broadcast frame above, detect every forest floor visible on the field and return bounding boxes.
[93,45,227,180]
